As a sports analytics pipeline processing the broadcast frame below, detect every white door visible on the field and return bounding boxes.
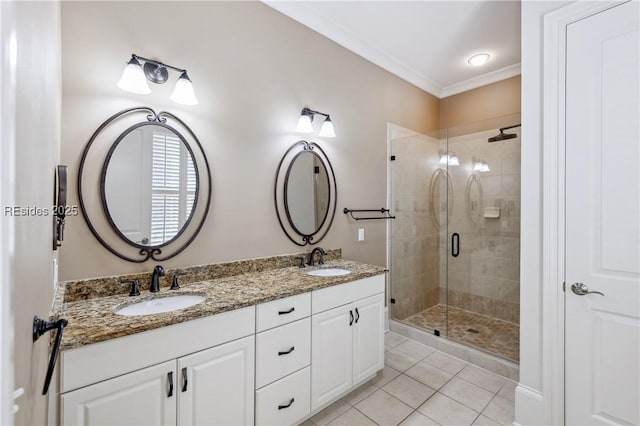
[565,2,639,425]
[177,335,254,426]
[61,360,177,426]
[311,304,353,410]
[352,293,385,385]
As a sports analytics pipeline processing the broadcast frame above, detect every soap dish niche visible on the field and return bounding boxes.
[483,207,500,219]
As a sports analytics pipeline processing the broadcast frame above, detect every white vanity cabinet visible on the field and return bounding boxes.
[61,360,177,426]
[57,273,385,426]
[255,293,312,426]
[59,307,255,426]
[177,336,255,426]
[61,336,255,426]
[310,275,385,411]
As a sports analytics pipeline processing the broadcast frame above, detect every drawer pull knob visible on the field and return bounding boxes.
[278,398,295,410]
[278,346,295,356]
[278,307,295,315]
[355,308,360,323]
[349,310,354,326]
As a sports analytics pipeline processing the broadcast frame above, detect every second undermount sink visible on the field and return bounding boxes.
[305,268,352,277]
[115,295,206,316]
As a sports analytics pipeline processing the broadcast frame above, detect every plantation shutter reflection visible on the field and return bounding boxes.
[186,156,196,218]
[151,131,183,245]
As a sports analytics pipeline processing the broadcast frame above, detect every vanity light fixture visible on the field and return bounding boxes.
[468,53,491,67]
[117,54,198,106]
[296,107,336,137]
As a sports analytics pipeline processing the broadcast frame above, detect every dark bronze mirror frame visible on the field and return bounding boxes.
[274,140,337,246]
[78,106,212,262]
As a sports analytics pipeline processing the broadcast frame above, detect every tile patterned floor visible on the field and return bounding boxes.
[300,332,516,426]
[401,305,520,362]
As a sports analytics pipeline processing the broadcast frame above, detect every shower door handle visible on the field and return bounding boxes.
[452,233,460,257]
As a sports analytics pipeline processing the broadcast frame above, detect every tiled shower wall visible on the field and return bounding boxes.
[440,129,521,323]
[390,133,442,320]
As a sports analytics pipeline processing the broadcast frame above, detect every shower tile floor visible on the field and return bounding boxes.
[402,305,520,363]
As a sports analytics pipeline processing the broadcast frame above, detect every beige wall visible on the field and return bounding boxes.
[440,76,521,130]
[59,2,439,280]
[7,1,61,425]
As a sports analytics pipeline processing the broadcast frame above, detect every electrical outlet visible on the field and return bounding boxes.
[358,228,365,241]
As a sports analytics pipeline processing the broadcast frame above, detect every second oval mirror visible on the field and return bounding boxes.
[275,141,336,246]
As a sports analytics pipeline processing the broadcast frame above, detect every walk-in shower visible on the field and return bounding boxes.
[388,114,521,363]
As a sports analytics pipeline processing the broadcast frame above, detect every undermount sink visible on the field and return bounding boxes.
[305,268,352,277]
[115,295,206,316]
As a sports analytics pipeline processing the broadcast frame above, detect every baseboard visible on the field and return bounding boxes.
[514,384,545,425]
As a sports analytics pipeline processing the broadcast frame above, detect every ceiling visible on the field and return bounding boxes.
[264,1,521,98]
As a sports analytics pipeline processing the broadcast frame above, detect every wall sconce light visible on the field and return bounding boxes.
[296,107,336,137]
[117,54,198,106]
[439,151,460,166]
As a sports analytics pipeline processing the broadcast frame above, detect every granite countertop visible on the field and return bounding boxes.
[55,259,386,351]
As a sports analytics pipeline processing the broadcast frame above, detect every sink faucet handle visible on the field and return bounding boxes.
[121,279,140,297]
[154,265,165,276]
[297,257,306,268]
[170,274,182,290]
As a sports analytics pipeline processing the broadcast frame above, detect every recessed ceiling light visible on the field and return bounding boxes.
[468,53,491,66]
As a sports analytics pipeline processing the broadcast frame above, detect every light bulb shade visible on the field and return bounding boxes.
[319,117,336,137]
[481,161,490,172]
[439,154,448,165]
[448,153,460,166]
[117,57,151,94]
[170,72,198,105]
[296,113,314,133]
[473,161,483,171]
[468,53,491,66]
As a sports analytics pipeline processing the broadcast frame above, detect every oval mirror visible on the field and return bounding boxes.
[275,141,336,246]
[101,122,199,248]
[284,151,330,236]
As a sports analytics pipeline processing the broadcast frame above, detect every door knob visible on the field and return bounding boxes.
[571,282,604,296]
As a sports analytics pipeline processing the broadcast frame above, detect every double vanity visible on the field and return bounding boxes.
[51,107,384,425]
[52,251,386,426]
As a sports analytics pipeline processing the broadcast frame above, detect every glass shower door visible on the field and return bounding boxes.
[444,116,521,362]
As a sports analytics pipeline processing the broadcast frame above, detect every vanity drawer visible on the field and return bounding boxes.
[256,292,311,332]
[256,367,310,426]
[256,317,310,388]
[312,275,385,314]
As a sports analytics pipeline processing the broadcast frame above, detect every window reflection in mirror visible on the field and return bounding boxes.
[103,124,197,247]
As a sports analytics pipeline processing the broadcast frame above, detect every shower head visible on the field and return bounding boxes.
[488,124,521,143]
[488,130,517,142]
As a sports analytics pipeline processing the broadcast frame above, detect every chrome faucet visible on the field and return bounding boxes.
[150,265,165,292]
[307,247,326,266]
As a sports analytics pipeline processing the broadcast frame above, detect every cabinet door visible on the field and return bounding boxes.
[311,304,353,411]
[178,335,254,426]
[61,360,176,426]
[352,293,385,384]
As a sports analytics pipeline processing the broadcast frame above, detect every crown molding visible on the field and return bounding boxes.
[440,63,522,98]
[264,1,521,99]
[263,1,443,96]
